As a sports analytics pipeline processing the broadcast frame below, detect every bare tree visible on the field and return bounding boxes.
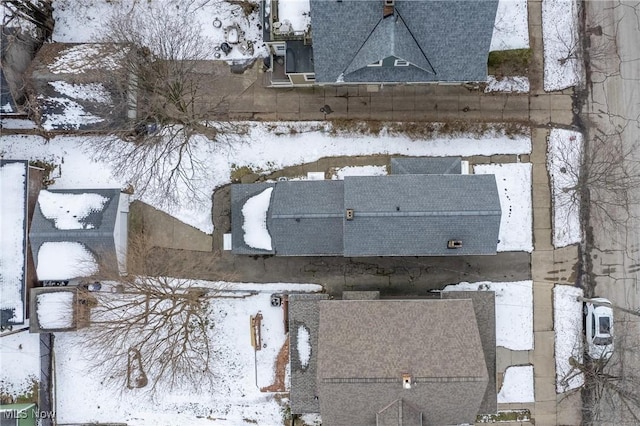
[2,0,54,39]
[77,236,232,393]
[88,4,247,207]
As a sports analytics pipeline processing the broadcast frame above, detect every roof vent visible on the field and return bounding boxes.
[346,209,354,220]
[447,240,463,249]
[402,373,412,389]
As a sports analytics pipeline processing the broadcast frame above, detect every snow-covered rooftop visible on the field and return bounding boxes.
[36,241,98,281]
[242,187,274,250]
[0,161,28,326]
[38,190,109,230]
[37,291,75,330]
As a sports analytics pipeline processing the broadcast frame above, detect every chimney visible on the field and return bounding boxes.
[383,0,395,18]
[402,373,412,389]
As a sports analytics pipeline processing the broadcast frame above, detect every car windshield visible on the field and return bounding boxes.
[594,336,613,346]
[598,317,611,334]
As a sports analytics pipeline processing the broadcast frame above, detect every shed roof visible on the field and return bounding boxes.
[317,299,490,425]
[309,0,498,83]
[0,160,28,327]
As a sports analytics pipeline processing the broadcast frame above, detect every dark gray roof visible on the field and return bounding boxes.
[231,173,501,256]
[441,291,497,415]
[29,188,123,279]
[317,299,490,425]
[269,181,344,256]
[0,160,28,327]
[289,293,330,414]
[343,174,501,256]
[231,183,276,255]
[309,0,498,83]
[390,157,461,175]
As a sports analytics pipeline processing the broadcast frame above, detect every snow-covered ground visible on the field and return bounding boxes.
[51,0,266,61]
[442,280,534,351]
[554,284,584,393]
[0,331,40,398]
[542,0,584,91]
[1,126,531,234]
[491,0,530,51]
[548,129,583,247]
[475,163,533,252]
[54,281,322,426]
[498,365,535,403]
[485,76,530,93]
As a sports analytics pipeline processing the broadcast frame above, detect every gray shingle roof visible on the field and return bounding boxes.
[309,0,499,83]
[343,174,501,256]
[317,299,490,425]
[231,172,501,256]
[289,293,330,414]
[29,188,123,279]
[390,157,462,175]
[270,181,344,256]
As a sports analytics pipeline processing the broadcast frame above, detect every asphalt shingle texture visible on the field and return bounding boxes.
[309,0,499,83]
[390,157,462,175]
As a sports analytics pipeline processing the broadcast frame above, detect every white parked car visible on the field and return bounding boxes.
[584,298,614,360]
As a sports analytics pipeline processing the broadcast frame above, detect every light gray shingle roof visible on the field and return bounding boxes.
[343,174,501,256]
[317,299,490,425]
[309,0,499,83]
[390,157,462,175]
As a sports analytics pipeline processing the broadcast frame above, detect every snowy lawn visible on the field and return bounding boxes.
[491,0,530,51]
[54,281,322,426]
[542,0,584,91]
[498,365,535,403]
[442,281,533,351]
[1,125,531,234]
[51,0,266,61]
[475,163,533,252]
[548,129,583,247]
[485,76,530,93]
[0,331,40,399]
[554,284,584,393]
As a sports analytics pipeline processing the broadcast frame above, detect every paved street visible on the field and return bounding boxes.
[132,0,584,424]
[584,0,640,423]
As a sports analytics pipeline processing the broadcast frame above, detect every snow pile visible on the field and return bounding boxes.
[498,365,535,403]
[475,163,533,252]
[278,0,311,32]
[38,97,104,130]
[36,242,98,280]
[1,125,531,234]
[333,165,387,179]
[0,162,26,324]
[485,76,530,93]
[37,292,75,330]
[554,284,584,393]
[0,331,40,398]
[49,81,112,104]
[443,281,534,350]
[54,282,322,425]
[542,0,584,91]
[548,129,583,247]
[242,187,274,250]
[297,325,311,368]
[48,44,125,74]
[38,190,109,230]
[491,0,530,51]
